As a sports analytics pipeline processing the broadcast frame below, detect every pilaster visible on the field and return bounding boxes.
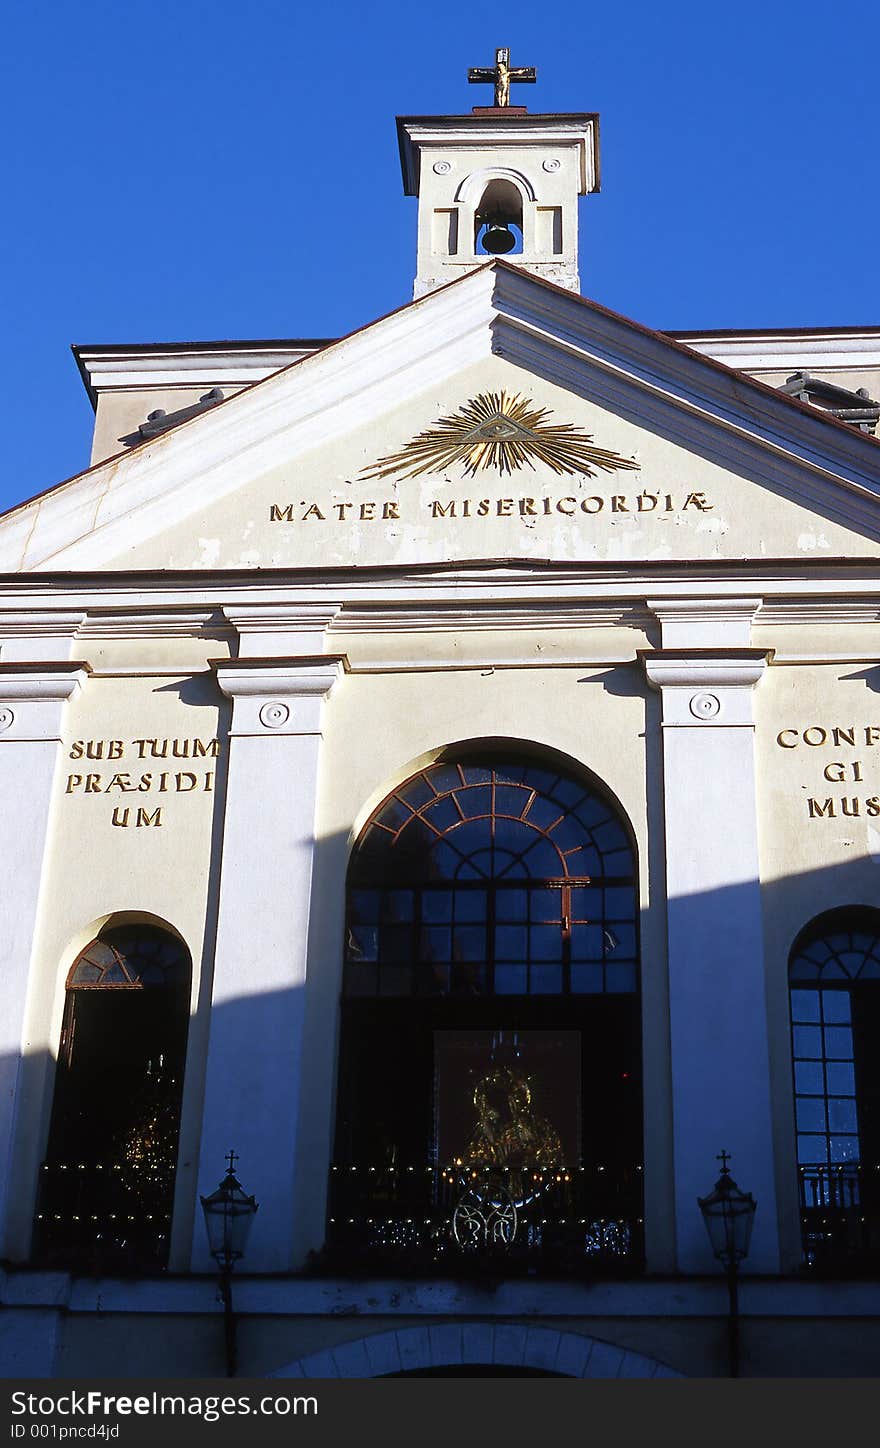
[0,661,90,1255]
[194,654,346,1271]
[642,626,780,1273]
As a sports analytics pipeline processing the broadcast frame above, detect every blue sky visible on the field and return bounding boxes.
[2,0,877,517]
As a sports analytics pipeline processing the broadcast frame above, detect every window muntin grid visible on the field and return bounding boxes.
[346,758,637,997]
[67,925,190,989]
[789,923,880,1166]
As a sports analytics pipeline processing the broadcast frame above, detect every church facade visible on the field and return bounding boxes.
[2,59,880,1378]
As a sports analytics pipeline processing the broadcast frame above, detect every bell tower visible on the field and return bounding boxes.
[397,48,600,298]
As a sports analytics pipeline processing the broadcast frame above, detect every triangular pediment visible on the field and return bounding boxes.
[3,262,880,573]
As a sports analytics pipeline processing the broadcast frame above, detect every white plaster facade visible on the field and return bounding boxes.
[3,96,880,1379]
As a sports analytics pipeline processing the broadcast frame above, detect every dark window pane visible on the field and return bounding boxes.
[826,1063,855,1095]
[347,925,378,962]
[379,967,411,996]
[417,962,449,995]
[422,891,453,923]
[529,926,563,961]
[494,964,527,994]
[571,924,604,960]
[72,963,101,984]
[375,798,412,830]
[605,963,637,993]
[600,847,634,875]
[399,776,438,809]
[550,778,586,808]
[604,923,636,957]
[794,1061,823,1094]
[495,925,528,960]
[824,1026,853,1060]
[790,989,820,1023]
[796,1098,826,1132]
[828,1098,858,1133]
[454,890,487,922]
[592,819,629,854]
[459,764,493,785]
[830,1137,860,1163]
[451,963,487,996]
[382,890,414,923]
[604,887,636,920]
[515,839,564,877]
[420,927,451,961]
[457,785,492,818]
[446,819,493,857]
[798,1134,828,1164]
[793,1026,822,1059]
[452,927,485,963]
[570,887,601,919]
[495,889,528,922]
[344,964,377,996]
[530,888,562,922]
[493,816,535,854]
[529,965,563,994]
[430,841,467,880]
[821,991,852,1023]
[494,785,528,818]
[380,926,412,965]
[523,795,564,830]
[571,963,604,993]
[427,765,465,794]
[423,797,461,833]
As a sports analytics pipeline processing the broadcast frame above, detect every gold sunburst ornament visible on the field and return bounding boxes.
[360,391,640,481]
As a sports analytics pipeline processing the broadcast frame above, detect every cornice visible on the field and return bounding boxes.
[671,330,880,375]
[489,272,880,536]
[74,343,330,407]
[396,114,600,194]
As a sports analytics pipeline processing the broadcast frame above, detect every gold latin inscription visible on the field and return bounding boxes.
[775,725,880,819]
[268,490,713,524]
[65,738,220,828]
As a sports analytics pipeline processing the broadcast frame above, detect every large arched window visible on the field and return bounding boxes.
[330,752,642,1275]
[789,910,880,1272]
[35,923,191,1270]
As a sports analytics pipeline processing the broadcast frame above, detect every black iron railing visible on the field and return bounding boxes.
[321,1162,643,1276]
[32,1161,173,1272]
[799,1164,880,1274]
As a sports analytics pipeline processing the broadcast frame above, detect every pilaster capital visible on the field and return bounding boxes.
[645,598,763,650]
[0,662,91,743]
[222,604,342,658]
[639,648,772,728]
[210,655,348,737]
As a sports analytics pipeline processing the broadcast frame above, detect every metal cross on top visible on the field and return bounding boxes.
[225,1149,239,1175]
[468,47,536,108]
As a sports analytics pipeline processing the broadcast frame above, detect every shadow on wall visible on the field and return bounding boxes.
[2,837,880,1375]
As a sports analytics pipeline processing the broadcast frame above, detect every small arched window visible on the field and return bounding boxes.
[35,923,191,1270]
[331,753,643,1275]
[789,909,880,1270]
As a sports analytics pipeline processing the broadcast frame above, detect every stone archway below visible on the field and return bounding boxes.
[269,1324,682,1379]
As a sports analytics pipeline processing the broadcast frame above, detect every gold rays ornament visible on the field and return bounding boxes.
[360,391,640,481]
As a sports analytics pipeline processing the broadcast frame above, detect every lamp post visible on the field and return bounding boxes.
[697,1150,756,1378]
[200,1151,259,1378]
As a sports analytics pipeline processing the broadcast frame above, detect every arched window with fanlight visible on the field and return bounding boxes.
[35,923,191,1270]
[329,750,643,1276]
[789,909,880,1272]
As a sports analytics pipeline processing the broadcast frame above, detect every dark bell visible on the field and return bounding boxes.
[480,221,516,255]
